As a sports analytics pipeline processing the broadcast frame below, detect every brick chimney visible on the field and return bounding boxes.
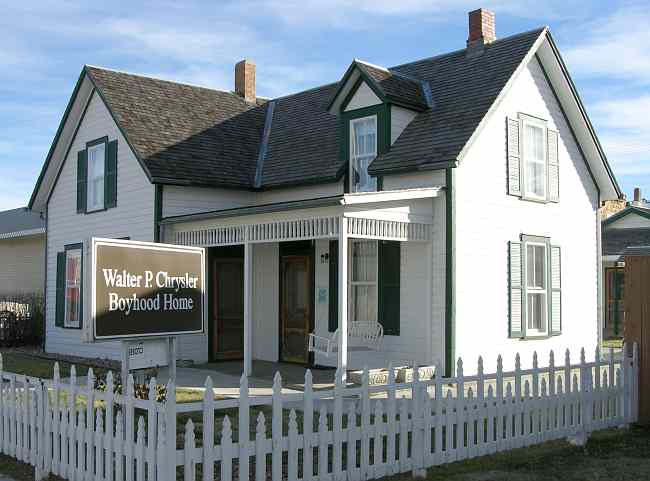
[235,59,256,103]
[467,8,496,50]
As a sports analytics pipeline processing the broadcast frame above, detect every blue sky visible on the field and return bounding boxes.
[1,1,648,209]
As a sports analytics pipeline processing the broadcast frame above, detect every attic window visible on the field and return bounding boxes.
[350,116,377,192]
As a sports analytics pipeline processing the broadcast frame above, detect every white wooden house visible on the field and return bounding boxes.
[28,9,620,376]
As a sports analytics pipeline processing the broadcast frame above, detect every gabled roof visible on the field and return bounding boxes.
[368,28,545,174]
[0,208,45,239]
[603,206,650,228]
[328,60,430,112]
[30,25,620,210]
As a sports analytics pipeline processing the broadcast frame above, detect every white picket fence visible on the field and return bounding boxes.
[0,345,639,481]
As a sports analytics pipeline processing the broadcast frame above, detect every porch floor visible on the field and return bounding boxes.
[158,360,338,395]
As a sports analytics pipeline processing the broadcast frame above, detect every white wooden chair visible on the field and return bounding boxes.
[308,321,384,357]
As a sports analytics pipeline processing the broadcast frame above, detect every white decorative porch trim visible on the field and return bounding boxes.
[346,217,431,242]
[175,215,430,247]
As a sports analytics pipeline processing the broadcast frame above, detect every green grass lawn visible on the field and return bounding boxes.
[0,351,105,379]
[1,425,648,481]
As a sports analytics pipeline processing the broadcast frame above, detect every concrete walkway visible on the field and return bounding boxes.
[158,360,338,397]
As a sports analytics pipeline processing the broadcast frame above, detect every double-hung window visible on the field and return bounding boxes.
[64,247,82,328]
[522,117,547,200]
[350,240,378,322]
[525,242,547,336]
[350,116,378,193]
[87,142,105,212]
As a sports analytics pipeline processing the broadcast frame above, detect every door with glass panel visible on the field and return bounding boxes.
[280,255,312,363]
[526,242,548,336]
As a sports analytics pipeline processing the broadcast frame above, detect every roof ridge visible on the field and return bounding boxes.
[389,26,547,70]
[84,64,243,97]
[353,59,390,72]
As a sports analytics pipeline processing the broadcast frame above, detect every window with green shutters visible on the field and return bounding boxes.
[508,235,561,339]
[329,239,401,335]
[77,137,118,213]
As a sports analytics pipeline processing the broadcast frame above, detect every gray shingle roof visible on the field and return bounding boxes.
[86,67,266,188]
[356,62,429,111]
[84,27,545,189]
[603,227,650,256]
[369,28,545,174]
[0,208,45,238]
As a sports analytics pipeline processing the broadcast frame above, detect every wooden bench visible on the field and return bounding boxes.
[308,321,384,357]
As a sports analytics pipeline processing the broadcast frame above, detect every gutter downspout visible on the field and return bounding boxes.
[445,167,456,377]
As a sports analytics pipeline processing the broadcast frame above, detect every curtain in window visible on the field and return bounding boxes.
[88,144,105,210]
[350,240,377,322]
[64,249,82,328]
[351,118,377,192]
[524,124,545,198]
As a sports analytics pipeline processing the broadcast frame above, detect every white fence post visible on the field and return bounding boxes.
[203,377,215,481]
[0,345,637,481]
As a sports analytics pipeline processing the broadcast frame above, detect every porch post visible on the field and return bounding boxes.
[244,236,253,376]
[338,217,348,375]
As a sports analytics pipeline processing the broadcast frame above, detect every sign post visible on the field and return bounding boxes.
[91,238,205,385]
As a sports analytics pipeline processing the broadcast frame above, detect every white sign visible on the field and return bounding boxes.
[126,339,168,370]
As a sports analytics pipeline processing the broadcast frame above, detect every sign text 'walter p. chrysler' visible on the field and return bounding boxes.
[92,238,205,340]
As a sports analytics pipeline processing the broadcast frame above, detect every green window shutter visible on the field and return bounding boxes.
[507,117,522,197]
[105,139,118,209]
[508,241,524,338]
[547,130,560,202]
[328,240,339,332]
[549,245,562,335]
[76,150,87,213]
[55,251,66,327]
[378,241,400,335]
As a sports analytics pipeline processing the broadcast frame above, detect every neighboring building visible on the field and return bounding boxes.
[0,207,46,296]
[601,188,650,341]
[28,9,620,375]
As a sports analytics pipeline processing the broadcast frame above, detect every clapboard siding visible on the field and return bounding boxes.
[45,91,155,361]
[381,171,446,191]
[162,183,344,219]
[390,106,417,144]
[0,235,45,294]
[344,82,381,111]
[454,57,599,374]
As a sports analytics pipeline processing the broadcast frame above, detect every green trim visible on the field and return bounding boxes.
[29,69,88,209]
[543,33,620,197]
[445,168,455,376]
[603,206,650,227]
[328,62,388,112]
[154,184,163,242]
[534,53,603,201]
[85,69,154,184]
[83,136,109,214]
[341,103,390,192]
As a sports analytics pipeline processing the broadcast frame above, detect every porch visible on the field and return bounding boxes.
[161,188,445,376]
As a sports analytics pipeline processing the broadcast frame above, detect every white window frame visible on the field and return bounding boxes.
[349,115,378,193]
[349,239,378,323]
[87,142,106,212]
[64,247,82,329]
[524,240,548,337]
[521,116,547,201]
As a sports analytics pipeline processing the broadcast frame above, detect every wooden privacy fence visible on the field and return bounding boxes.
[0,345,639,481]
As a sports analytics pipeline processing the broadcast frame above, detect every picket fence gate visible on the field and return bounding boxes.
[0,345,639,481]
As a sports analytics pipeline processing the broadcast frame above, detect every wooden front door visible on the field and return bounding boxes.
[280,255,312,363]
[211,256,244,360]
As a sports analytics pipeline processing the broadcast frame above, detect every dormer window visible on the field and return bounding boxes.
[350,115,377,192]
